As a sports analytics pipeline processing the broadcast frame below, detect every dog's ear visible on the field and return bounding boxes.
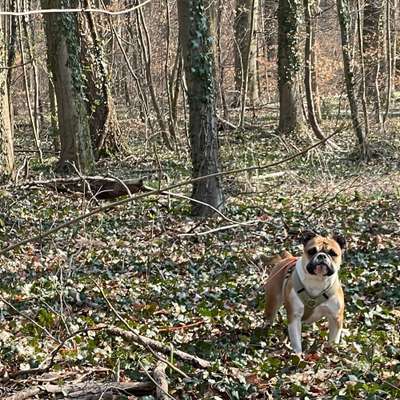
[333,233,346,250]
[301,230,317,246]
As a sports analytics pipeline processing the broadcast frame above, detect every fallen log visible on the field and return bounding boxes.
[106,326,212,369]
[24,176,150,199]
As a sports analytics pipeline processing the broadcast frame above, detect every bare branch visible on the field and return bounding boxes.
[0,1,152,17]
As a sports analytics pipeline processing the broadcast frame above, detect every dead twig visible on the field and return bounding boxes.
[178,220,257,237]
[158,319,205,332]
[0,1,152,17]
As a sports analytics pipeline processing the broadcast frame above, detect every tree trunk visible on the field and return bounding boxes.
[234,0,259,107]
[277,0,302,135]
[177,0,224,217]
[80,0,121,158]
[304,0,324,140]
[337,0,370,160]
[363,0,383,123]
[41,0,94,173]
[0,12,15,179]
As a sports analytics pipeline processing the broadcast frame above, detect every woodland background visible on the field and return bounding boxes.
[0,0,399,399]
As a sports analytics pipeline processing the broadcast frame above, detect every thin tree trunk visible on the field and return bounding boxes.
[336,0,370,160]
[17,0,42,162]
[24,0,41,140]
[304,0,325,140]
[177,0,224,217]
[383,0,395,126]
[239,0,257,128]
[363,0,383,124]
[234,0,259,109]
[356,0,370,140]
[164,0,178,144]
[0,11,15,178]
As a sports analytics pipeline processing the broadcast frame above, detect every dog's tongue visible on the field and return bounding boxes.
[315,264,327,276]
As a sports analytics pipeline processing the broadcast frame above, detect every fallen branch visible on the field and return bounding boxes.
[106,326,212,369]
[153,362,169,400]
[4,388,40,400]
[4,381,154,400]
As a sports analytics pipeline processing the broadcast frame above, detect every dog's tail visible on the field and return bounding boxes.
[261,250,293,267]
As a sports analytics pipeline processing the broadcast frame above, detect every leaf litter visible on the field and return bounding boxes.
[0,127,400,399]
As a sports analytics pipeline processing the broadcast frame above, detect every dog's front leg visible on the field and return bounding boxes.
[286,291,304,354]
[328,315,343,344]
[288,316,302,354]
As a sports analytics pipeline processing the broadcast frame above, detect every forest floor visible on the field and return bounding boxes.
[1,119,400,399]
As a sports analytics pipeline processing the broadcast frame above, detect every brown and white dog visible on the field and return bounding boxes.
[264,231,346,354]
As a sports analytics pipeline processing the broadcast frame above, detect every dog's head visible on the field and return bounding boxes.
[300,231,346,277]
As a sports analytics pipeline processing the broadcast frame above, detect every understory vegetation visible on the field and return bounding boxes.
[1,119,400,399]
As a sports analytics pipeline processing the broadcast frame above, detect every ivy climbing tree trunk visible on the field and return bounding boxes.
[41,0,94,173]
[80,0,121,158]
[0,12,15,179]
[277,0,303,135]
[177,0,224,217]
[337,0,370,160]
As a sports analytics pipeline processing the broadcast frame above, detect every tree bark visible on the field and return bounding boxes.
[41,0,94,173]
[277,0,303,135]
[337,0,370,160]
[177,0,224,217]
[0,12,15,179]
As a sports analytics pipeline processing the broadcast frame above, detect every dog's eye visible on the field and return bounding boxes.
[308,247,317,256]
[328,250,338,257]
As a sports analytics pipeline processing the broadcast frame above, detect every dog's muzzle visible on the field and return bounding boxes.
[306,253,335,276]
